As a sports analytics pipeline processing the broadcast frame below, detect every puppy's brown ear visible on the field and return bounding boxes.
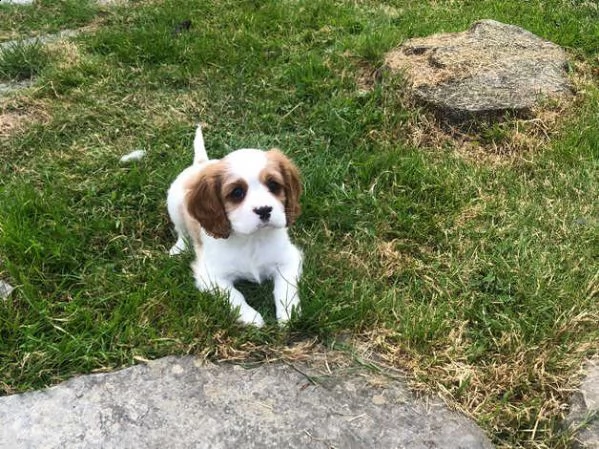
[186,163,231,239]
[268,149,302,226]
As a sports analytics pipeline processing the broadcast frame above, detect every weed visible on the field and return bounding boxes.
[0,40,49,81]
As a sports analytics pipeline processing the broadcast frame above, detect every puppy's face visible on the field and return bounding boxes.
[187,149,301,238]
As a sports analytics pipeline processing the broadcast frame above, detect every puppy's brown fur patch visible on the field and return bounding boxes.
[264,149,302,226]
[186,162,232,239]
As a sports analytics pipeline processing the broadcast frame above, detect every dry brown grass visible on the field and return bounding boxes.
[376,239,434,279]
[45,40,82,71]
[201,334,361,379]
[350,327,597,449]
[404,106,569,165]
[0,110,23,137]
[0,96,50,138]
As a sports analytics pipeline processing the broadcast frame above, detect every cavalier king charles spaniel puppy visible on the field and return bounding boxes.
[167,125,302,327]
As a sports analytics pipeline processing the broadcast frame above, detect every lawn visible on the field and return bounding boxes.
[0,0,598,447]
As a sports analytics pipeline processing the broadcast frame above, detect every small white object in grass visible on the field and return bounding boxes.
[0,280,14,299]
[1,1,35,5]
[119,149,147,163]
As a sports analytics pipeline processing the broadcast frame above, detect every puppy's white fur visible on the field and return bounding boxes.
[167,126,302,327]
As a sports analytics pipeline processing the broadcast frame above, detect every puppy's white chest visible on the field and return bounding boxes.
[203,230,289,283]
[223,242,275,282]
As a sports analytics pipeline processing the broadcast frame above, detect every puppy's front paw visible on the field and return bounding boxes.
[169,237,187,256]
[238,307,265,328]
[169,246,183,256]
[276,303,301,326]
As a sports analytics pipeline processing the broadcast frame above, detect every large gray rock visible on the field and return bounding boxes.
[568,358,599,448]
[0,356,494,449]
[385,20,573,123]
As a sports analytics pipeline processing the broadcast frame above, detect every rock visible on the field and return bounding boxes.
[0,0,34,4]
[119,149,147,163]
[385,20,573,124]
[567,358,599,448]
[0,0,118,4]
[172,19,192,36]
[0,80,33,97]
[0,356,495,449]
[0,29,80,52]
[0,280,14,299]
[96,0,128,5]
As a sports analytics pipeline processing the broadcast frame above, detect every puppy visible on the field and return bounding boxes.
[167,125,303,327]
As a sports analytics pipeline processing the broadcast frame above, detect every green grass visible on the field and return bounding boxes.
[0,40,50,81]
[0,0,98,42]
[1,0,598,447]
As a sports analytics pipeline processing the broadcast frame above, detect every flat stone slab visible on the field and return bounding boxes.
[0,29,79,51]
[0,80,31,93]
[0,0,121,4]
[568,358,599,448]
[0,356,494,449]
[385,20,573,123]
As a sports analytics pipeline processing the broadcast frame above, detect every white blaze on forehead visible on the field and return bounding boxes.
[221,148,288,234]
[224,149,268,180]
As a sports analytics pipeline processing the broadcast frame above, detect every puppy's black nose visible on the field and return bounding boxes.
[253,206,272,221]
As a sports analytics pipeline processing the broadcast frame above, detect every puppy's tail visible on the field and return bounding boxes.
[193,124,208,164]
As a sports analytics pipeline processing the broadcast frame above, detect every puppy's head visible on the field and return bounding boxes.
[186,149,301,239]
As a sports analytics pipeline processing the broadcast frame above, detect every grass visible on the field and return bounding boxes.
[0,0,598,447]
[0,40,50,81]
[0,0,98,43]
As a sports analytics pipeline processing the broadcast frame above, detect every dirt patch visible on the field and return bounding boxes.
[0,110,24,137]
[0,97,50,138]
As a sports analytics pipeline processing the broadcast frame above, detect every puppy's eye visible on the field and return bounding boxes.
[229,186,246,201]
[266,179,282,194]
